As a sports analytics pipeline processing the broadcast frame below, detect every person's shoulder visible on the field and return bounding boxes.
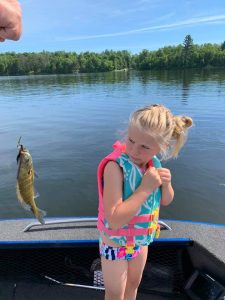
[104,160,121,172]
[104,160,123,178]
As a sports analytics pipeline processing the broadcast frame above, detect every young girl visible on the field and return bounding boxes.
[97,104,193,300]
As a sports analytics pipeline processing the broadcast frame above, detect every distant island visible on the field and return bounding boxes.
[0,35,225,76]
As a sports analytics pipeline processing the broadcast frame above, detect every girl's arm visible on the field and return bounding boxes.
[103,161,161,230]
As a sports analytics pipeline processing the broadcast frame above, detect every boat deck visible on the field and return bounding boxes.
[0,218,225,299]
[0,217,224,261]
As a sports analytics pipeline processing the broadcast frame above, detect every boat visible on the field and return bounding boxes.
[0,217,225,299]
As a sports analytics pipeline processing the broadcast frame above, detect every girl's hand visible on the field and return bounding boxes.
[157,168,172,186]
[139,167,162,193]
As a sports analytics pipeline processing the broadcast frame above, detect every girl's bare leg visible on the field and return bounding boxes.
[101,256,128,300]
[124,246,148,300]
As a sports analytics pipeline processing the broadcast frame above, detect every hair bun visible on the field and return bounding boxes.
[182,116,193,128]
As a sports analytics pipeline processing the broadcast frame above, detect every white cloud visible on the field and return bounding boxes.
[57,14,225,41]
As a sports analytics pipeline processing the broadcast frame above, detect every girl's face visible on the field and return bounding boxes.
[125,125,161,168]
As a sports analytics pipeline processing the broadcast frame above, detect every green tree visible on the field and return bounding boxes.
[0,36,225,76]
[221,41,225,51]
[182,35,194,67]
[183,35,194,50]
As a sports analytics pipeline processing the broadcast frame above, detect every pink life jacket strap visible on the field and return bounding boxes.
[126,224,135,246]
[97,141,125,221]
[129,214,156,223]
[97,219,154,237]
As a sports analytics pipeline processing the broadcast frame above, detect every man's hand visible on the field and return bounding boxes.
[0,0,22,42]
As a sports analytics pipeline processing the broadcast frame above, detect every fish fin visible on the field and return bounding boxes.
[34,171,39,178]
[21,202,32,211]
[33,174,40,198]
[35,208,47,225]
[34,188,40,198]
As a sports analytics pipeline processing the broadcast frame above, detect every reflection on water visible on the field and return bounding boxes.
[0,69,225,223]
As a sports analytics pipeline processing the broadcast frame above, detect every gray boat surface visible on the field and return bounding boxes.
[0,217,225,299]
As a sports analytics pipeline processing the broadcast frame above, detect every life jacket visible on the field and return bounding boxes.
[97,141,161,247]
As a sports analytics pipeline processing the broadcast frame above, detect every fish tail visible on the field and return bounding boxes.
[35,208,47,225]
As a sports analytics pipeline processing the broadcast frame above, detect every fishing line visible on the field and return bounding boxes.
[43,275,105,291]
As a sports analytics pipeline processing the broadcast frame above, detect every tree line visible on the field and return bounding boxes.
[0,35,225,76]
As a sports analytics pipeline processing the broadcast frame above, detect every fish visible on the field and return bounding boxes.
[16,138,46,224]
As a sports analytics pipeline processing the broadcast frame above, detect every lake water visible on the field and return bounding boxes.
[0,69,225,224]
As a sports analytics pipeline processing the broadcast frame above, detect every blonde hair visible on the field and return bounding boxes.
[129,104,193,160]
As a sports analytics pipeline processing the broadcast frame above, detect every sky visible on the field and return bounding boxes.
[1,0,225,54]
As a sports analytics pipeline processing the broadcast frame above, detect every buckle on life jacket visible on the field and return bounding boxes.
[149,209,159,222]
[147,227,154,235]
[149,214,155,222]
[155,224,161,238]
